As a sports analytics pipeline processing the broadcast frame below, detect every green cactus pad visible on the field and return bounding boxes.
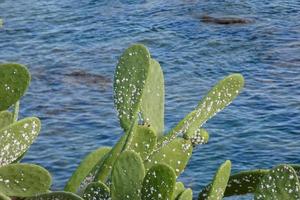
[111,151,145,200]
[225,169,268,196]
[128,125,157,160]
[0,164,51,197]
[114,44,150,131]
[0,19,3,28]
[199,169,269,198]
[95,133,127,182]
[0,192,10,200]
[168,74,244,140]
[199,160,231,200]
[254,165,300,200]
[141,164,176,200]
[0,63,31,111]
[173,182,185,199]
[26,192,84,200]
[82,181,110,200]
[177,188,193,200]
[0,117,41,166]
[145,138,193,176]
[64,147,111,193]
[0,111,13,130]
[140,58,164,136]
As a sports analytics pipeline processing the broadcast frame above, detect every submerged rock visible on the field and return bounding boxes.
[201,15,253,25]
[65,70,111,86]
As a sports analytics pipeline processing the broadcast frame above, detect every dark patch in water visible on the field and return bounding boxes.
[64,70,111,87]
[200,15,253,25]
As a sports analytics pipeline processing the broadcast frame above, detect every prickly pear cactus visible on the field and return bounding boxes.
[0,63,31,111]
[0,164,51,197]
[114,44,150,131]
[82,181,110,200]
[0,111,13,130]
[65,147,111,193]
[141,164,176,200]
[140,58,164,136]
[254,165,300,200]
[111,150,145,200]
[144,138,193,176]
[0,117,41,166]
[26,192,84,200]
[198,160,231,200]
[128,125,157,160]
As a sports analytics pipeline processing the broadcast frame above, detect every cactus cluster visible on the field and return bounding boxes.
[0,63,51,199]
[62,44,244,200]
[1,44,300,200]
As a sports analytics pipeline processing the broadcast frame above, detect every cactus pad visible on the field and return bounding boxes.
[111,150,145,200]
[254,165,300,200]
[199,160,231,200]
[82,181,110,200]
[170,74,244,140]
[177,188,193,200]
[145,138,193,176]
[0,164,51,197]
[0,111,13,130]
[114,44,150,131]
[0,117,41,166]
[173,182,185,199]
[199,169,269,198]
[0,63,31,111]
[141,164,176,200]
[140,58,164,136]
[26,192,84,200]
[129,125,157,160]
[95,134,127,182]
[64,147,111,193]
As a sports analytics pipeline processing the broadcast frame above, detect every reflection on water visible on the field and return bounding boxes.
[0,0,300,199]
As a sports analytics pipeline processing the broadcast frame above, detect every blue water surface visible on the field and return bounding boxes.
[1,0,300,199]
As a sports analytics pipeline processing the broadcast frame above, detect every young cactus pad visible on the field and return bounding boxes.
[0,117,41,166]
[0,164,51,197]
[141,164,176,200]
[26,192,84,200]
[114,44,150,131]
[254,165,300,200]
[198,160,231,200]
[111,150,145,200]
[0,63,31,111]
